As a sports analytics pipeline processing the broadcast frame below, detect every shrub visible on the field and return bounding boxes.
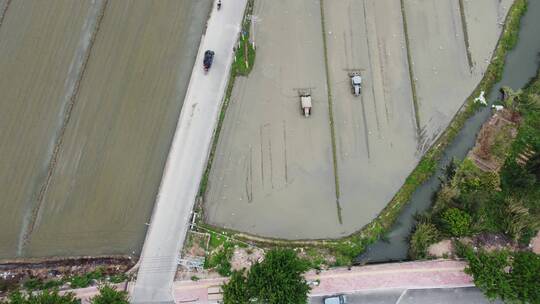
[330,241,364,266]
[23,277,64,291]
[454,159,483,192]
[68,268,103,289]
[108,273,127,284]
[22,278,43,291]
[205,244,234,276]
[409,223,440,259]
[441,208,472,237]
[502,198,540,242]
[91,285,129,304]
[501,159,537,190]
[508,251,540,303]
[454,159,500,194]
[0,289,79,304]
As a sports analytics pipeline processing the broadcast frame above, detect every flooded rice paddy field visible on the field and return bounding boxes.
[0,0,211,259]
[324,0,418,237]
[205,0,512,240]
[405,0,513,147]
[0,0,97,259]
[205,0,338,239]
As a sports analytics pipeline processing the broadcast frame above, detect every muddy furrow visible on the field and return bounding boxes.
[0,0,11,30]
[18,0,109,255]
[400,0,421,136]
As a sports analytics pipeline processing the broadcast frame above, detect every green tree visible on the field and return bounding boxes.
[441,208,472,237]
[502,159,537,190]
[509,251,540,303]
[463,247,540,303]
[222,248,311,304]
[0,289,80,304]
[464,249,513,301]
[222,270,250,304]
[247,249,310,304]
[90,285,129,304]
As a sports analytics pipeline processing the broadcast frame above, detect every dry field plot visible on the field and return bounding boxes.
[205,0,512,240]
[0,0,210,259]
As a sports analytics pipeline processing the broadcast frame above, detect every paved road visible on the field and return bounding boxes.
[167,260,474,303]
[131,1,247,303]
[310,287,501,304]
[66,260,478,303]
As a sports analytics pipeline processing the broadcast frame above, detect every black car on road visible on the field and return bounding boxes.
[203,50,215,72]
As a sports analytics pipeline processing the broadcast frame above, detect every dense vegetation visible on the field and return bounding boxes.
[89,285,129,304]
[0,284,128,304]
[409,70,540,259]
[204,242,234,276]
[19,268,127,292]
[408,71,540,302]
[0,290,79,304]
[222,248,311,304]
[461,247,540,303]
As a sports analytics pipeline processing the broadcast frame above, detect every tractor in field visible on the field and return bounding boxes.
[300,93,312,118]
[350,72,362,96]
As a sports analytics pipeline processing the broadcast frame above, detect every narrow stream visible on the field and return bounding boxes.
[359,1,540,263]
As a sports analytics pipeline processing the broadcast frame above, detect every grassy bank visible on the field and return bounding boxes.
[233,33,255,76]
[194,0,528,267]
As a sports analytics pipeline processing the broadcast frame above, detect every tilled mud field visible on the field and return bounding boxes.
[324,0,418,235]
[205,0,338,239]
[406,0,511,148]
[205,0,512,240]
[0,0,211,259]
[464,0,515,75]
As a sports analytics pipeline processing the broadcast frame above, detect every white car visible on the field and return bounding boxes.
[323,294,347,304]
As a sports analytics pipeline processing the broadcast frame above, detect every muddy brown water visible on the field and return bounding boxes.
[360,0,540,263]
[0,0,211,259]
